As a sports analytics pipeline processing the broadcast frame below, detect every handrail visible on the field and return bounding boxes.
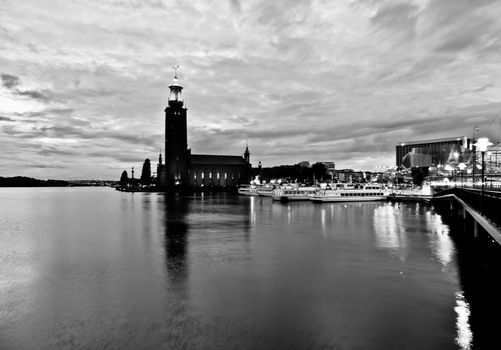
[434,188,501,228]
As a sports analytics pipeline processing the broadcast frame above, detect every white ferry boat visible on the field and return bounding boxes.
[389,184,433,202]
[256,185,275,197]
[310,183,389,203]
[271,186,318,202]
[237,184,259,196]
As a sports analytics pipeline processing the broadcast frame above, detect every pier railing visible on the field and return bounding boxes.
[435,188,501,229]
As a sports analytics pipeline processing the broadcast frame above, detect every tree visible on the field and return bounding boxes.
[140,159,151,185]
[120,170,128,186]
[312,162,327,182]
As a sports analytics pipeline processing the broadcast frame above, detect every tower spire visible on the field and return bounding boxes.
[244,141,250,163]
[168,66,183,105]
[172,65,179,79]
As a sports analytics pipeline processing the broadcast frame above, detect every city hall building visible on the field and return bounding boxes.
[157,75,251,190]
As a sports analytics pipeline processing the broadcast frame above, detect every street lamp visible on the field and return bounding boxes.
[458,162,466,187]
[472,125,479,184]
[475,137,493,195]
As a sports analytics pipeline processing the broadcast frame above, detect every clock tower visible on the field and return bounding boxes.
[164,68,190,187]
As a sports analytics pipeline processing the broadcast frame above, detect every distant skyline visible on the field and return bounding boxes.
[1,0,501,179]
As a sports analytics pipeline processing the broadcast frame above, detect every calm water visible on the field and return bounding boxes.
[0,187,499,349]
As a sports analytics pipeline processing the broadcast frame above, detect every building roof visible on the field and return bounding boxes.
[191,154,247,165]
[397,136,465,147]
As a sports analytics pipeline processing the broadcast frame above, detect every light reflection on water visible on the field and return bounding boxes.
[0,188,483,349]
[373,203,408,261]
[455,291,473,350]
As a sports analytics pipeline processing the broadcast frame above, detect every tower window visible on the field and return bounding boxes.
[209,172,212,179]
[217,172,220,179]
[224,172,227,179]
[202,172,205,179]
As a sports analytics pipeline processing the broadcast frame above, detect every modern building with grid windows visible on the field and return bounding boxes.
[395,137,471,168]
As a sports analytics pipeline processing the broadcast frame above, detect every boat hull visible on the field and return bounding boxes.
[257,190,273,197]
[311,195,388,202]
[238,189,259,196]
[272,195,313,202]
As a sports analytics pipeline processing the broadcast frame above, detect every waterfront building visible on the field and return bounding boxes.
[157,74,251,189]
[396,136,471,168]
[333,169,365,183]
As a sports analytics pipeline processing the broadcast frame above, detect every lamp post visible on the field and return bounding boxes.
[475,137,492,196]
[472,125,479,186]
[458,162,466,187]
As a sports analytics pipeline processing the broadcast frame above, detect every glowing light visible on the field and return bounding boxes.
[475,137,492,152]
[455,291,473,350]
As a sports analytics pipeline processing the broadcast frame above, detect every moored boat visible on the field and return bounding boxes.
[271,186,318,202]
[310,183,389,203]
[388,184,433,203]
[257,185,275,197]
[237,184,259,196]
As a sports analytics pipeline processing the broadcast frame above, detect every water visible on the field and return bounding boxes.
[0,187,498,349]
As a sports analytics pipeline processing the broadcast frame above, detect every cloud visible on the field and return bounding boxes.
[229,0,241,13]
[1,73,20,89]
[1,0,501,178]
[17,89,50,100]
[370,1,419,38]
[1,73,52,102]
[473,84,493,93]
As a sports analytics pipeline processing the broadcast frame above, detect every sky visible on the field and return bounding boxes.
[1,0,501,180]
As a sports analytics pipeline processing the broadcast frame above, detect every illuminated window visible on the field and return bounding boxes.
[217,172,220,179]
[224,172,227,179]
[201,172,205,179]
[209,172,212,179]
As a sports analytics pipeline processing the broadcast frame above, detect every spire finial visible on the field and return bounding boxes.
[172,65,180,79]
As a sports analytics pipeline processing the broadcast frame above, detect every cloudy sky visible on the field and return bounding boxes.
[1,0,501,179]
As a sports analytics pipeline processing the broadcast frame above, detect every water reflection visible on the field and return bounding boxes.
[0,189,486,349]
[162,195,189,284]
[454,291,473,350]
[249,196,256,225]
[373,203,408,260]
[425,211,454,269]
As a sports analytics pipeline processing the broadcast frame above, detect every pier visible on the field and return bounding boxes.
[433,187,501,244]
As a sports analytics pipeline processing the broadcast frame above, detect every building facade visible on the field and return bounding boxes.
[157,76,251,190]
[395,137,470,168]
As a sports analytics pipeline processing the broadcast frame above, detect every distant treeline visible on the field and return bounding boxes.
[252,163,331,183]
[0,176,69,187]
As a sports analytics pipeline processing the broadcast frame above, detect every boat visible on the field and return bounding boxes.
[388,184,433,203]
[237,184,259,196]
[271,185,319,202]
[310,183,389,203]
[257,185,275,197]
